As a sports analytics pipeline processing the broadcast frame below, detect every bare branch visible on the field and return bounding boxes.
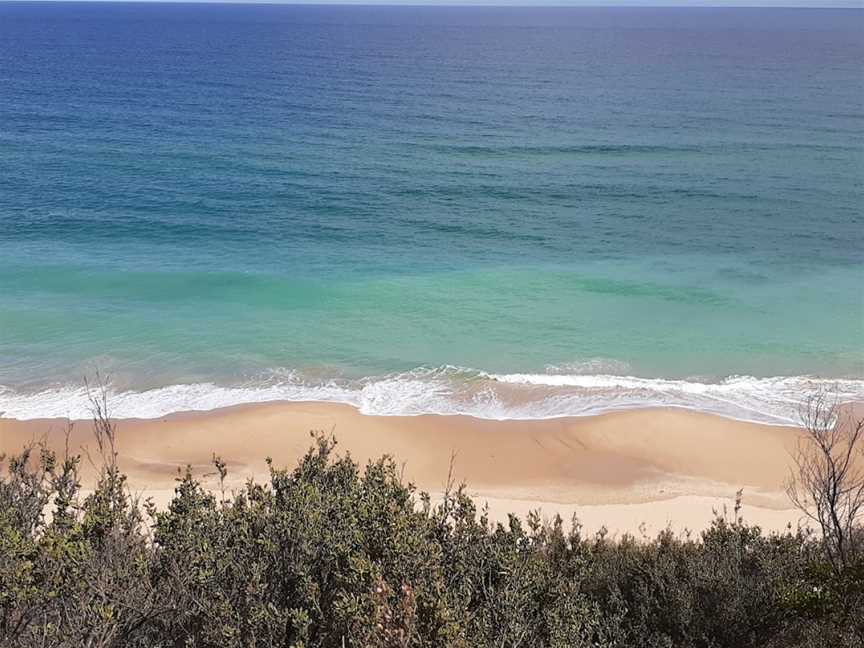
[786,388,864,575]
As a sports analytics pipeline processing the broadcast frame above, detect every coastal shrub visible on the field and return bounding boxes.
[0,431,862,647]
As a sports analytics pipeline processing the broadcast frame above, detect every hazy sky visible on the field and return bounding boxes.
[39,0,864,5]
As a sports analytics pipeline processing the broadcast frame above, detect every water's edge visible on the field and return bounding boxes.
[2,368,862,426]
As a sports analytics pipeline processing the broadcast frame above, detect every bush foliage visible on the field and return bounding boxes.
[1,432,862,648]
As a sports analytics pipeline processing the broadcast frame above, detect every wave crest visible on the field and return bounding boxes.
[1,367,862,425]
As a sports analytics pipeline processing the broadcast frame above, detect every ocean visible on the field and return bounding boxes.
[1,3,862,424]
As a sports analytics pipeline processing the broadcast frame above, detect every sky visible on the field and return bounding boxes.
[222,1,863,5]
[31,0,864,5]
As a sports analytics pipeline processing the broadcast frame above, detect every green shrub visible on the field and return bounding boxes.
[0,432,861,647]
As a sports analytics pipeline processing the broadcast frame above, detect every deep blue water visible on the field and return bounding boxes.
[0,3,862,422]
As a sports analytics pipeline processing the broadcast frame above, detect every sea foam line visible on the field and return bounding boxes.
[1,369,863,426]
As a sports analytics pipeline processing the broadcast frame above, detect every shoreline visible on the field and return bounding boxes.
[2,373,863,426]
[0,401,810,535]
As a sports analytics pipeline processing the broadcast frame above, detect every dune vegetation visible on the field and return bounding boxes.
[1,396,862,648]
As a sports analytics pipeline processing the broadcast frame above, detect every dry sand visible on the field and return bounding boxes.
[0,402,809,536]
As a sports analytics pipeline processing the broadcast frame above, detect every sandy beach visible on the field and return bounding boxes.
[0,402,809,536]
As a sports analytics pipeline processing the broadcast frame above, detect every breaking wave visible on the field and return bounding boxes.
[1,366,863,426]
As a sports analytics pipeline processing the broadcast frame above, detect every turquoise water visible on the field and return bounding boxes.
[1,4,862,422]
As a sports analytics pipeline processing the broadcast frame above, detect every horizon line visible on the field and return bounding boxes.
[3,0,861,7]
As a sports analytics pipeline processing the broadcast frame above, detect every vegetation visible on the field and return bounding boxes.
[1,395,862,647]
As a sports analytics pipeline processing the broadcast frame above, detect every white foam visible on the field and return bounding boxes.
[487,373,864,424]
[0,380,358,421]
[1,369,862,426]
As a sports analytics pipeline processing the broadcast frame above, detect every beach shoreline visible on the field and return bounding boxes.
[3,373,863,425]
[0,401,810,535]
